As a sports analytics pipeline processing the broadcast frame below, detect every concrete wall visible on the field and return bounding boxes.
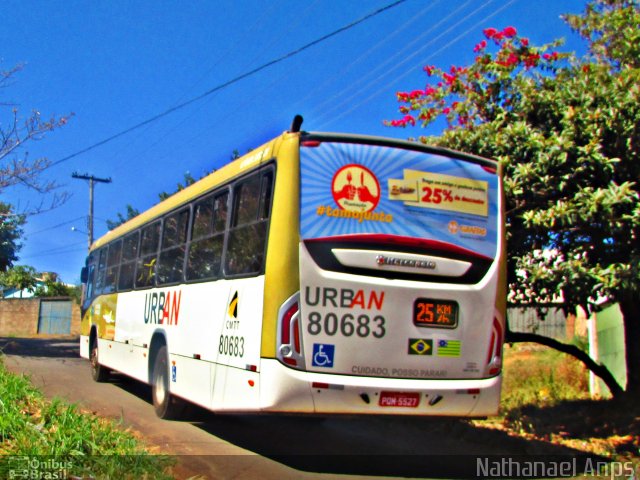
[589,303,627,398]
[0,298,81,337]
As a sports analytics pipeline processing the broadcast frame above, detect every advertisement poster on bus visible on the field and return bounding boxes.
[299,141,499,259]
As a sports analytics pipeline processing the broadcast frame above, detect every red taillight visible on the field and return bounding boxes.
[293,318,301,354]
[281,302,298,345]
[486,316,504,376]
[277,295,305,369]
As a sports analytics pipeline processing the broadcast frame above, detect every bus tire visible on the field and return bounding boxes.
[90,337,110,383]
[151,345,185,420]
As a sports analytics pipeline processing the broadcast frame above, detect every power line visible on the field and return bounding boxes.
[49,0,407,169]
[27,216,86,236]
[20,241,87,259]
[316,0,517,129]
[314,0,494,126]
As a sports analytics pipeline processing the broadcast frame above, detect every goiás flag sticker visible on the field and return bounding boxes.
[437,340,461,357]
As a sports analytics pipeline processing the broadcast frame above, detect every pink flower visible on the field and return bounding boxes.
[524,53,540,68]
[443,73,456,85]
[442,107,451,115]
[409,89,423,99]
[403,114,416,126]
[424,87,437,96]
[483,28,498,39]
[474,40,488,52]
[397,92,409,102]
[496,53,518,67]
[520,37,529,47]
[423,65,435,76]
[502,26,517,38]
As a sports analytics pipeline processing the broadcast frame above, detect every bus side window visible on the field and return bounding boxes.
[104,240,122,293]
[225,170,273,276]
[135,221,160,288]
[187,191,228,281]
[94,248,107,294]
[83,253,96,309]
[157,208,189,285]
[118,231,139,291]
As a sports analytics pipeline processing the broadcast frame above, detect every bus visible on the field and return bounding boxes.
[79,116,506,419]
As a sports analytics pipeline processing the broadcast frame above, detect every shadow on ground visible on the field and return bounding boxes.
[0,336,80,358]
[185,410,608,478]
[502,399,640,458]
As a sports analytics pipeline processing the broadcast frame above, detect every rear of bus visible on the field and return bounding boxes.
[267,132,505,417]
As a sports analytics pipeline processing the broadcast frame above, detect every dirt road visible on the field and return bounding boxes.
[0,337,591,479]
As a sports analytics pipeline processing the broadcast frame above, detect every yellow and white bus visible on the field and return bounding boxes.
[80,117,506,419]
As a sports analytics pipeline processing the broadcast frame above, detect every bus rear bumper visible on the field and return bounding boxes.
[259,359,501,417]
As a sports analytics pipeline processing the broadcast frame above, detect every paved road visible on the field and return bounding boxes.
[0,337,589,479]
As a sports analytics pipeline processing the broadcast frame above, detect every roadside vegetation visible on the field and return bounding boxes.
[474,343,640,465]
[0,356,174,479]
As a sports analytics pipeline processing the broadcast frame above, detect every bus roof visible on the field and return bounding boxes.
[301,132,498,169]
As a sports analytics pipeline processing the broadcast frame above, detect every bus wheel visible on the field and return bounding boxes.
[151,345,185,419]
[90,338,110,383]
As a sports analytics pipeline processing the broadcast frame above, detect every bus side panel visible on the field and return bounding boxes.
[95,338,149,383]
[167,354,212,409]
[80,335,89,359]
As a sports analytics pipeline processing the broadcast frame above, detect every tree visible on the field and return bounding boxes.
[108,166,218,230]
[105,204,141,230]
[33,278,81,303]
[157,172,197,201]
[1,65,72,215]
[106,172,196,229]
[385,0,639,398]
[0,265,38,298]
[0,202,25,271]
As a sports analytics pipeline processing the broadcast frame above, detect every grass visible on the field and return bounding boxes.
[500,341,590,416]
[473,342,640,465]
[0,356,175,479]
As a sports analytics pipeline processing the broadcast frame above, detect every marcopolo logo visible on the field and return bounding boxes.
[332,164,381,212]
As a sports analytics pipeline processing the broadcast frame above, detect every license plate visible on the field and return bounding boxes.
[413,298,458,329]
[379,391,420,408]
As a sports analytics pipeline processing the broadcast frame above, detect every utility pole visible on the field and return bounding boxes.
[72,172,112,248]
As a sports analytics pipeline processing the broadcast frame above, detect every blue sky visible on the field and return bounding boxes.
[2,0,587,284]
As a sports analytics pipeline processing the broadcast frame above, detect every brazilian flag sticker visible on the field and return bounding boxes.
[408,338,433,356]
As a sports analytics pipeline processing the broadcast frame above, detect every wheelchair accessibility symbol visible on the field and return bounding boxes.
[312,344,335,368]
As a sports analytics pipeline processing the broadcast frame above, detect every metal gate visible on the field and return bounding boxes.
[38,299,72,334]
